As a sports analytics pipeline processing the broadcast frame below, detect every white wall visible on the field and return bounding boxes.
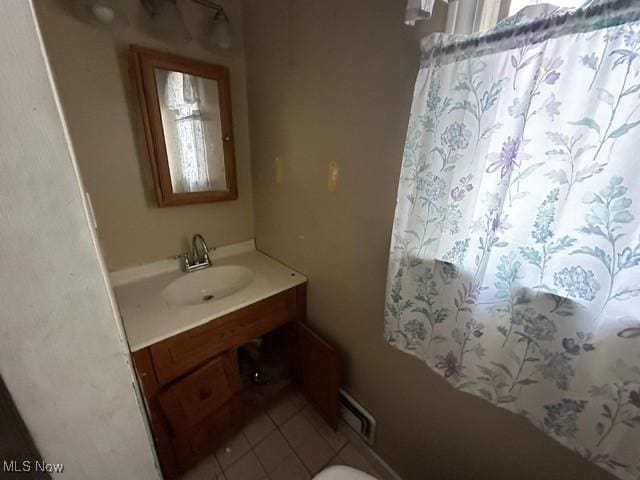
[0,1,159,478]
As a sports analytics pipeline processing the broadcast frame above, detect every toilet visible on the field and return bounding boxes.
[314,465,378,479]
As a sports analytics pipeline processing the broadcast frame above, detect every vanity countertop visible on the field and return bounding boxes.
[112,241,306,351]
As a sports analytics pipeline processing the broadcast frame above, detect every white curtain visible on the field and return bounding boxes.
[162,71,212,193]
[387,2,640,479]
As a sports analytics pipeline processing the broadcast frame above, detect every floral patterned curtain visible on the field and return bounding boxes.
[385,2,640,478]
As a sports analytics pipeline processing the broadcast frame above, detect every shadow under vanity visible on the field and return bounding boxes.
[114,241,342,478]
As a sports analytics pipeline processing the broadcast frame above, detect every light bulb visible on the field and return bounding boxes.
[91,4,116,23]
[211,18,232,49]
[73,0,128,29]
[151,0,192,43]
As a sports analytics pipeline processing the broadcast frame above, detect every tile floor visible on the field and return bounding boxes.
[181,392,382,480]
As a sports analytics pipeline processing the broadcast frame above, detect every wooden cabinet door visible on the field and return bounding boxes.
[158,351,241,435]
[171,396,244,472]
[294,322,342,429]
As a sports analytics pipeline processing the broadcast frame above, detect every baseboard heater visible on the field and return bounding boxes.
[339,389,376,445]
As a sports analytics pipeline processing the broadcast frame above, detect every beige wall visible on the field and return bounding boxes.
[242,2,612,479]
[0,1,158,477]
[34,0,254,270]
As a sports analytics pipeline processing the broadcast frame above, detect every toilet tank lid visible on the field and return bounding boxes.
[314,465,378,480]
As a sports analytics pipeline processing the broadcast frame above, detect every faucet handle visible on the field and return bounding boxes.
[174,252,191,270]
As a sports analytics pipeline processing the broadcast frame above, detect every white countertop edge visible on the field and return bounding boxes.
[110,239,256,287]
[128,276,307,352]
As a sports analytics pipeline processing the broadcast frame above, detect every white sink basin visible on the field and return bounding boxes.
[162,266,254,306]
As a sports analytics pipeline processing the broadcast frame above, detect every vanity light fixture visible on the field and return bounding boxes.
[73,0,129,29]
[192,0,233,50]
[140,0,232,49]
[141,0,192,43]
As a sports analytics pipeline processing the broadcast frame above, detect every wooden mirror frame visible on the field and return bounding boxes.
[131,45,238,206]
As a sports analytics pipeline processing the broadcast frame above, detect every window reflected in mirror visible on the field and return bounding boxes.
[155,70,227,193]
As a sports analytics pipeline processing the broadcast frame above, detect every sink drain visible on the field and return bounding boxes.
[202,294,215,302]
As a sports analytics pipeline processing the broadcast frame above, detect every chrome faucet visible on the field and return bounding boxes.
[180,234,213,272]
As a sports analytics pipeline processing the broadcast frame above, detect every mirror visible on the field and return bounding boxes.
[131,46,237,206]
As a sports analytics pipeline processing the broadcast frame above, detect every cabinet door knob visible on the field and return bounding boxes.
[224,135,231,142]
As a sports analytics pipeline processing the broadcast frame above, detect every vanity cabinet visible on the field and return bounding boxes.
[131,284,341,479]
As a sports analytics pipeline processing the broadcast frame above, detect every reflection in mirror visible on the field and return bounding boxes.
[154,69,227,193]
[131,45,237,206]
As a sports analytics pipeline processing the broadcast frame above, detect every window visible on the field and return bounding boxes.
[508,0,584,15]
[446,0,585,35]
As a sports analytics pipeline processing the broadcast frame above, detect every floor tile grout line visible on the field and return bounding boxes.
[253,404,311,479]
[219,406,287,476]
[267,395,307,428]
[275,403,348,478]
[216,397,345,480]
[251,443,271,479]
[301,405,348,460]
[333,441,348,461]
[301,405,349,454]
[218,401,301,479]
[336,436,386,479]
[247,414,281,479]
[218,430,254,474]
[181,410,351,479]
[275,412,313,478]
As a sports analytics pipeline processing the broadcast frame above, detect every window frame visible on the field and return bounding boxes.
[445,0,584,35]
[444,0,511,34]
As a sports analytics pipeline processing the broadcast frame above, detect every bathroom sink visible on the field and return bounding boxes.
[162,266,254,306]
